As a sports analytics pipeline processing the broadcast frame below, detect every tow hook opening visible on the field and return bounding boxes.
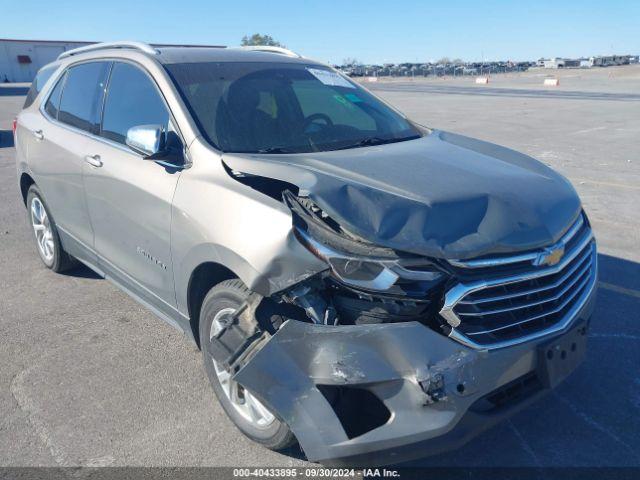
[419,373,448,405]
[316,384,392,439]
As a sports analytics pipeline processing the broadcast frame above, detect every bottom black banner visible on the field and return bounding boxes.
[0,467,639,480]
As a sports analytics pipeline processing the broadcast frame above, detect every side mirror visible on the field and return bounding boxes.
[125,124,164,157]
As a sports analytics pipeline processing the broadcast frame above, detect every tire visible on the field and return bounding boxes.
[200,279,296,450]
[26,184,77,272]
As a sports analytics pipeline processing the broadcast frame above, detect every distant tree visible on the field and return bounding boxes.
[342,57,362,66]
[437,57,451,64]
[241,34,284,47]
[452,58,464,65]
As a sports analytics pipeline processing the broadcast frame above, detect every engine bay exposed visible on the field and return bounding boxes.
[223,164,455,338]
[210,165,464,385]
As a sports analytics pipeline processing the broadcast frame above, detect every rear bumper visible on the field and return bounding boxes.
[233,282,596,467]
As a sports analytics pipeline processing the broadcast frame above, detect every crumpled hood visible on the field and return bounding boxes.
[222,130,582,260]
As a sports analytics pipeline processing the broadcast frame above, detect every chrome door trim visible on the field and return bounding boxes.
[38,57,189,168]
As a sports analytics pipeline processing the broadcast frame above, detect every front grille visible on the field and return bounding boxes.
[441,214,597,348]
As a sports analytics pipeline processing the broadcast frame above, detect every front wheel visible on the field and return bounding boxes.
[200,279,296,450]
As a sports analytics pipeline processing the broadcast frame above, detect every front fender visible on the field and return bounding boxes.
[171,142,328,316]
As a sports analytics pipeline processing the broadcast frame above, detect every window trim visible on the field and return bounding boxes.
[51,60,112,135]
[24,64,60,109]
[43,69,68,120]
[99,60,173,147]
[39,57,188,166]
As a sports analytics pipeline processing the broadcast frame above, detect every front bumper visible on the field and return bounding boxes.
[233,282,596,467]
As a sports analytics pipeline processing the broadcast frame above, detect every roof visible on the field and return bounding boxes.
[155,47,319,65]
[52,41,321,66]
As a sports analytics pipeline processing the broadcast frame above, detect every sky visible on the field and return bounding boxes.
[2,0,639,64]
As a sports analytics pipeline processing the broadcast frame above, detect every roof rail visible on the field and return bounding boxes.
[58,41,158,60]
[237,46,302,58]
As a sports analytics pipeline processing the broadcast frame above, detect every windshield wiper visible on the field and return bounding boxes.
[257,146,296,154]
[354,137,388,147]
[334,135,420,151]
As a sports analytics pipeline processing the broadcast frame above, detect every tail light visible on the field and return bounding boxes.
[12,118,17,136]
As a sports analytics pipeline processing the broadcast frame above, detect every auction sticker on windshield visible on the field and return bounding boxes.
[307,68,356,88]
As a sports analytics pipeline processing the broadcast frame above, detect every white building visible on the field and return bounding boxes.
[1,39,227,83]
[543,58,565,69]
[0,38,92,82]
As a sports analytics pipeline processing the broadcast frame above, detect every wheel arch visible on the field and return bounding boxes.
[187,261,238,348]
[20,172,36,206]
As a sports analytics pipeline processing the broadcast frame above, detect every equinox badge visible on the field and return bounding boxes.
[136,246,167,270]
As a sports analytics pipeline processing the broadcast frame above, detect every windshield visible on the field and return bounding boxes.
[165,62,421,153]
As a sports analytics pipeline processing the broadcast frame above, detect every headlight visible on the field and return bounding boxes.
[295,227,442,291]
[328,257,400,289]
[295,227,398,289]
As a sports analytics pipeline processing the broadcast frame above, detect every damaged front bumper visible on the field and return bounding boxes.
[232,287,596,467]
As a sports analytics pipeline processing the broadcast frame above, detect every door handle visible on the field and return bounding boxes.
[32,129,44,140]
[84,154,103,168]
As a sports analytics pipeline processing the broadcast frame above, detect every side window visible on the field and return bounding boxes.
[58,62,110,133]
[44,72,66,119]
[101,62,170,145]
[24,65,59,109]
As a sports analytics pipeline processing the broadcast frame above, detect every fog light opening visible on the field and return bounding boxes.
[316,384,391,439]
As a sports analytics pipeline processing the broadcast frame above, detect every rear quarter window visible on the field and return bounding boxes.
[44,72,67,119]
[57,62,111,134]
[23,65,59,109]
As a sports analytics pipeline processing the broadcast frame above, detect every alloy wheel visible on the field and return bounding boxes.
[31,197,55,264]
[209,307,276,429]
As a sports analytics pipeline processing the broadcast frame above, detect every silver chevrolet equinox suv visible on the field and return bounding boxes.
[15,41,597,466]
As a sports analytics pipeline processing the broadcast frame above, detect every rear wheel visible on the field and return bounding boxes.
[26,185,77,272]
[200,279,296,450]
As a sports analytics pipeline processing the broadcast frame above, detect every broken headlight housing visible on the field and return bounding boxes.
[285,191,447,295]
[295,227,444,292]
[295,228,400,290]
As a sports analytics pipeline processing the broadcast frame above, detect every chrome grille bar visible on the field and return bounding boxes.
[457,243,592,305]
[441,229,594,325]
[457,255,592,317]
[448,258,596,350]
[441,217,597,350]
[466,259,593,335]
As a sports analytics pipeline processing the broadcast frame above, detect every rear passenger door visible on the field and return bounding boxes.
[27,61,111,267]
[83,61,183,318]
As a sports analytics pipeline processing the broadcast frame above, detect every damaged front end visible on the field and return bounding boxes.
[206,182,596,466]
[284,190,451,330]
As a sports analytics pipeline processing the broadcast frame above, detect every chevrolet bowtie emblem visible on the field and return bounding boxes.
[534,245,565,267]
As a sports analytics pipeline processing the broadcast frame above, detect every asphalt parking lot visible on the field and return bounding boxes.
[1,65,639,468]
